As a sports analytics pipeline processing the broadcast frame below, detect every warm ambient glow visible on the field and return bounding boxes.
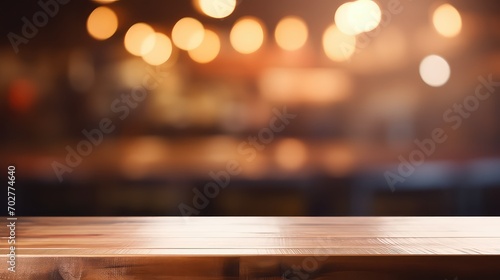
[142,33,173,66]
[121,137,169,179]
[322,145,356,177]
[275,16,308,51]
[419,55,450,87]
[433,3,462,38]
[230,17,265,54]
[188,29,220,63]
[323,24,356,61]
[274,138,308,171]
[335,0,381,35]
[68,50,95,92]
[259,68,351,104]
[8,78,37,113]
[196,0,237,19]
[86,6,118,40]
[172,17,205,51]
[124,23,156,56]
[93,0,118,3]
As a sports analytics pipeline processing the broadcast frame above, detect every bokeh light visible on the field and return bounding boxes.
[433,3,462,38]
[124,23,156,56]
[274,138,308,171]
[335,0,382,35]
[323,24,356,62]
[188,29,220,63]
[8,78,37,113]
[230,17,265,54]
[196,0,236,19]
[335,2,356,35]
[172,17,205,51]
[275,16,308,51]
[86,6,118,40]
[419,55,450,87]
[142,32,173,66]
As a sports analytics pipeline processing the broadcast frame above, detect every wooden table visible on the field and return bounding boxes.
[1,217,499,279]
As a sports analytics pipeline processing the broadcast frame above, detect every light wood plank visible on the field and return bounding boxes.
[1,217,499,279]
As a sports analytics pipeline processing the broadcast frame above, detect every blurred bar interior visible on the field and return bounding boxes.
[1,0,500,215]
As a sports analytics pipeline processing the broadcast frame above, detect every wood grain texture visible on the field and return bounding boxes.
[1,217,500,279]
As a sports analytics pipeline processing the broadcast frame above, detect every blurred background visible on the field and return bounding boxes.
[1,0,500,216]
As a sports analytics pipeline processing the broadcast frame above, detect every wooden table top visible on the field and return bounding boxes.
[6,216,500,256]
[2,217,500,279]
